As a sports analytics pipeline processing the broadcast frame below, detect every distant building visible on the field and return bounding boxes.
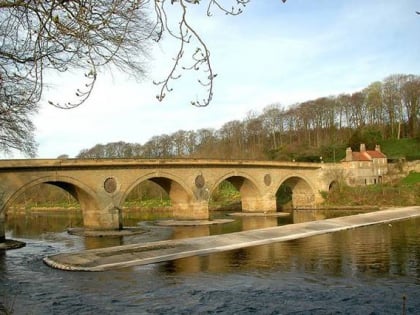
[341,144,388,185]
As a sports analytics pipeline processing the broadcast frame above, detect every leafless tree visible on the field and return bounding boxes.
[152,0,259,107]
[0,91,37,156]
[1,0,154,155]
[2,0,286,155]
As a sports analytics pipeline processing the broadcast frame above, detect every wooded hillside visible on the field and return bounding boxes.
[77,73,420,162]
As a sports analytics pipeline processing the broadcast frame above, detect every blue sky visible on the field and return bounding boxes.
[30,0,420,158]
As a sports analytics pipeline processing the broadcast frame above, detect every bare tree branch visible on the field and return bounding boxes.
[152,0,251,107]
[0,0,155,154]
[0,0,288,155]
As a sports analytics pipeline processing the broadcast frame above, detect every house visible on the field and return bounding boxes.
[341,144,388,185]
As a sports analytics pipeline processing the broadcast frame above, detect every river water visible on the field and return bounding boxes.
[1,210,419,314]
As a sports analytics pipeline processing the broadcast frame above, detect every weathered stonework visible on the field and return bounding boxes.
[341,144,388,186]
[0,159,335,239]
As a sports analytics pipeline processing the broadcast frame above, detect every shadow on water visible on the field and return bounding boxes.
[2,208,420,314]
[160,215,420,277]
[4,208,419,276]
[4,208,376,246]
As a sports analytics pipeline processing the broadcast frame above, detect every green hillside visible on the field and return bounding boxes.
[380,138,420,161]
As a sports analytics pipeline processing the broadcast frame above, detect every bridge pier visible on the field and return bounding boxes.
[172,201,209,220]
[0,212,5,242]
[82,206,122,230]
[0,159,329,234]
[242,196,277,213]
[292,192,317,209]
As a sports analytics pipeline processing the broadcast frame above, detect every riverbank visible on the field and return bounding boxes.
[44,206,420,271]
[7,172,419,215]
[5,202,415,214]
[324,172,420,207]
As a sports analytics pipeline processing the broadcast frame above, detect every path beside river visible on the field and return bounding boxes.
[44,206,420,271]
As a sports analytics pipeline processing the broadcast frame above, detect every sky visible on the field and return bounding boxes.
[23,0,420,158]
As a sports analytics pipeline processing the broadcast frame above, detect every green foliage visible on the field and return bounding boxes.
[276,185,292,205]
[209,180,241,210]
[11,184,77,209]
[319,144,347,162]
[11,181,172,211]
[319,190,329,200]
[347,129,364,151]
[295,155,322,162]
[348,127,383,151]
[380,138,420,159]
[406,154,420,161]
[265,148,280,160]
[76,73,420,161]
[400,172,420,185]
[324,182,420,207]
[123,199,171,208]
[125,180,170,204]
[210,181,240,203]
[362,126,383,149]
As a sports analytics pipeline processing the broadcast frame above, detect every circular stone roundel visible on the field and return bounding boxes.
[264,174,272,186]
[104,177,117,193]
[195,175,205,188]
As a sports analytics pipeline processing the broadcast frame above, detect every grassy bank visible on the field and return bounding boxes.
[7,172,419,213]
[323,172,420,207]
[7,199,171,214]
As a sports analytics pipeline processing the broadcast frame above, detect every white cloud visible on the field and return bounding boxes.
[27,0,420,158]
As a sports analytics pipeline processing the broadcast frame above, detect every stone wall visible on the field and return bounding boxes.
[405,160,420,173]
[386,160,420,183]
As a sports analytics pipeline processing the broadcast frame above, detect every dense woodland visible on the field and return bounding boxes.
[11,74,420,210]
[76,74,420,162]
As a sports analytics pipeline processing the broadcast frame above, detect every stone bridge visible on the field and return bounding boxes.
[0,159,339,241]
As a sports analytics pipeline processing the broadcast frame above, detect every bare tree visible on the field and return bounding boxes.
[152,0,256,107]
[153,0,290,107]
[0,0,288,156]
[262,104,285,150]
[1,1,154,108]
[400,75,420,138]
[0,94,37,156]
[1,0,154,155]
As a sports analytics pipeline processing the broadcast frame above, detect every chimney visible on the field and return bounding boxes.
[345,147,353,161]
[375,144,381,152]
[360,143,366,152]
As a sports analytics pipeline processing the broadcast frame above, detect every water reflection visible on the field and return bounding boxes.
[162,219,419,279]
[3,208,384,243]
[4,209,419,279]
[5,211,82,239]
[241,216,279,230]
[172,225,211,239]
[84,235,124,249]
[293,209,325,223]
[2,209,420,314]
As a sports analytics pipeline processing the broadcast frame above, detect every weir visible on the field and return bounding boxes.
[44,206,420,271]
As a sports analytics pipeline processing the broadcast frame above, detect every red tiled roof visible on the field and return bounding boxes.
[351,150,386,161]
[366,150,387,158]
[351,152,370,161]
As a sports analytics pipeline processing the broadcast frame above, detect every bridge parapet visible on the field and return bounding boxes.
[0,159,336,242]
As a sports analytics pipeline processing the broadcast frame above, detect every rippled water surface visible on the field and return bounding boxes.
[1,210,419,314]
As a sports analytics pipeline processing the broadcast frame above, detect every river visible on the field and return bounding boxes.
[1,209,419,314]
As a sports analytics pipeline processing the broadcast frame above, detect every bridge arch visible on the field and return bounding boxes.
[121,171,201,219]
[2,176,102,228]
[276,175,317,210]
[211,172,264,212]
